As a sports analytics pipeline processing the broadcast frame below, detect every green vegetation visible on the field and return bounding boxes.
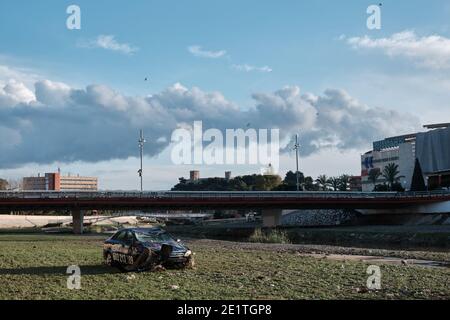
[315,174,330,191]
[171,171,357,192]
[368,169,382,187]
[249,228,291,244]
[377,163,405,192]
[172,174,283,191]
[368,163,406,192]
[0,233,448,300]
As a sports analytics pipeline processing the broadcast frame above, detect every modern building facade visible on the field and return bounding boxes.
[23,172,98,191]
[416,124,450,190]
[361,123,450,192]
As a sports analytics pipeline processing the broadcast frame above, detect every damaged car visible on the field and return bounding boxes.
[103,227,194,272]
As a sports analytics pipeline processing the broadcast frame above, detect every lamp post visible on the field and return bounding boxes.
[293,134,300,191]
[138,129,146,192]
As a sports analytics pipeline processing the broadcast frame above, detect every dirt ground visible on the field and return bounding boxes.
[185,238,450,266]
[0,214,139,229]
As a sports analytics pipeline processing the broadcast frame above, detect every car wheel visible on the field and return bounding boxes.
[185,256,195,269]
[105,252,114,266]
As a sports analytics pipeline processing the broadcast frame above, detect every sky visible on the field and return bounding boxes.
[1,0,450,190]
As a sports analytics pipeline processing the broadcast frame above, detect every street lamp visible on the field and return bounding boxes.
[138,129,146,192]
[293,134,300,191]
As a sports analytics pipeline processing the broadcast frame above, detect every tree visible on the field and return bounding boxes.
[328,177,341,191]
[338,174,351,191]
[374,183,389,192]
[272,170,307,191]
[171,174,282,191]
[368,169,382,188]
[315,175,330,191]
[410,158,427,192]
[0,179,8,190]
[304,176,317,191]
[283,170,305,187]
[382,163,404,191]
[178,177,188,184]
[391,182,405,192]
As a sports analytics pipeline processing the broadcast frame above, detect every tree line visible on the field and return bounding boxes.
[171,171,359,192]
[172,161,417,192]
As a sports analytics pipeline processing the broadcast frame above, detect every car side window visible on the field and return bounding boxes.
[114,231,126,242]
[124,231,134,245]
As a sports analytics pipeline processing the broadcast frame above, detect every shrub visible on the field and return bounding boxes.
[249,228,291,244]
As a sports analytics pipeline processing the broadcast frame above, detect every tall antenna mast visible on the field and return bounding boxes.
[293,134,300,191]
[138,129,146,192]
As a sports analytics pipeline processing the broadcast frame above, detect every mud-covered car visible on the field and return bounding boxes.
[103,227,194,272]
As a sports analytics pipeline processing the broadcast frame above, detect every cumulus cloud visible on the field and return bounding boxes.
[188,45,226,58]
[232,64,273,73]
[0,64,41,89]
[295,89,420,154]
[0,80,35,105]
[79,35,139,55]
[345,30,450,69]
[0,76,421,168]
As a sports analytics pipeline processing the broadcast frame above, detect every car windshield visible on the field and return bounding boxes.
[134,231,174,243]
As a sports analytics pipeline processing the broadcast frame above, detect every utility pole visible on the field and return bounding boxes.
[138,129,146,192]
[293,134,300,191]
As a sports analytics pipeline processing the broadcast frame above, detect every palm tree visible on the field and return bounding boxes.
[368,169,382,189]
[339,174,351,191]
[315,174,330,191]
[382,163,404,191]
[328,177,341,191]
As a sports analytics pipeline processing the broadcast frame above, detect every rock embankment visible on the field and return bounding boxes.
[281,209,359,227]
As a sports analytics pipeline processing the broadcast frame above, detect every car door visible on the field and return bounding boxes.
[110,230,128,265]
[122,231,135,265]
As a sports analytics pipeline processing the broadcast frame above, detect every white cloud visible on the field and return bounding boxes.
[0,72,421,168]
[232,64,273,73]
[79,35,139,55]
[0,80,35,105]
[346,30,450,69]
[0,64,41,89]
[188,45,226,58]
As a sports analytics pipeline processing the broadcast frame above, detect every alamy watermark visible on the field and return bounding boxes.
[170,121,280,173]
[367,4,382,30]
[66,5,81,30]
[366,265,381,290]
[66,265,81,290]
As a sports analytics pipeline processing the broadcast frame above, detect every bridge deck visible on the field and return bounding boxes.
[1,191,450,211]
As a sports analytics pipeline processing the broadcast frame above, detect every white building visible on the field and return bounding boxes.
[361,123,450,192]
[361,145,415,192]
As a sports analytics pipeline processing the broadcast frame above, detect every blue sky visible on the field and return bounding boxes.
[2,0,449,100]
[1,1,450,190]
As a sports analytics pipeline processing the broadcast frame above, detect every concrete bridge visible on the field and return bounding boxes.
[1,191,450,233]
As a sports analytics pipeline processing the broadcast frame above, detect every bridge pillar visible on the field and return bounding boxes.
[72,209,84,234]
[262,209,282,227]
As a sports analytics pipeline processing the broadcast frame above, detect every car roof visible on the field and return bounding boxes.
[118,227,164,234]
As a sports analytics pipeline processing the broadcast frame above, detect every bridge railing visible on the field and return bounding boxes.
[0,190,449,200]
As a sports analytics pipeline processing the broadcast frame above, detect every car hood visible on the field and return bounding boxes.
[141,240,188,252]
